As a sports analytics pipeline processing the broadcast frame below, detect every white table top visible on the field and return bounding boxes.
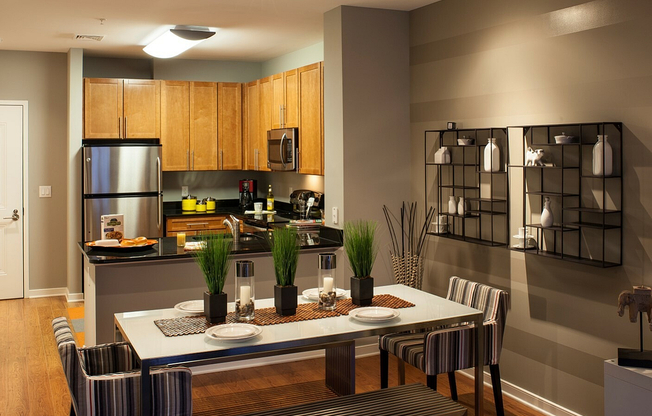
[114,284,483,363]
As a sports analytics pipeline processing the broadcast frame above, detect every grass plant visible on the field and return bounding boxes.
[343,220,378,278]
[270,227,300,286]
[192,233,233,294]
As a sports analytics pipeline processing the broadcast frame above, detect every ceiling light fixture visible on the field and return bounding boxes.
[144,26,216,59]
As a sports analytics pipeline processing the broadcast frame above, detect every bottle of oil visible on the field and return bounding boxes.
[266,185,274,211]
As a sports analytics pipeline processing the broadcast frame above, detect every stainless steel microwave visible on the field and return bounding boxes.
[267,128,298,171]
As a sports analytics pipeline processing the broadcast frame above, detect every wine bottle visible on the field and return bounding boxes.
[267,185,274,211]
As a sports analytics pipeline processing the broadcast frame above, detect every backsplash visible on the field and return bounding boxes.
[162,171,323,203]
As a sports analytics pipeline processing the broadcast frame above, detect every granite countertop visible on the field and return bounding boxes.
[79,227,342,264]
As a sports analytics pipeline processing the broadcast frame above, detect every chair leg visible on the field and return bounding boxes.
[397,359,406,385]
[490,364,505,416]
[447,372,458,401]
[426,375,437,390]
[380,349,389,389]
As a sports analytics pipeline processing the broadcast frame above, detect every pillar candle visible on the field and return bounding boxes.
[240,285,251,304]
[323,277,334,293]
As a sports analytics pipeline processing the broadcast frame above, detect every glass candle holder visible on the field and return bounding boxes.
[318,253,337,311]
[176,232,186,247]
[235,260,255,321]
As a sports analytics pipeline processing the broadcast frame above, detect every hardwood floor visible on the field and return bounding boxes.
[1,296,546,416]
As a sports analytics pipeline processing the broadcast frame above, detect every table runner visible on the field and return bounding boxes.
[154,294,415,337]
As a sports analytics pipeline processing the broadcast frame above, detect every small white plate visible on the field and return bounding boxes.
[349,307,400,322]
[205,324,262,341]
[174,300,204,314]
[302,288,347,300]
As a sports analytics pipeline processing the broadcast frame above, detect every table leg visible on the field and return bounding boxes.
[141,360,152,416]
[475,315,484,416]
[325,341,355,395]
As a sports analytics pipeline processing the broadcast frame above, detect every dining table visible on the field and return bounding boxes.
[113,284,485,416]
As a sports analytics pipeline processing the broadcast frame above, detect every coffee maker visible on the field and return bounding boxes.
[239,179,257,210]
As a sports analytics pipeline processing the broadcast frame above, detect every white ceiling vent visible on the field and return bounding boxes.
[75,34,104,41]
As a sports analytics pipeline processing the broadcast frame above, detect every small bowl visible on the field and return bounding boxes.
[554,134,577,144]
[457,138,475,146]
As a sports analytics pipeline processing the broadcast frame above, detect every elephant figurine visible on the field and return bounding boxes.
[617,286,652,330]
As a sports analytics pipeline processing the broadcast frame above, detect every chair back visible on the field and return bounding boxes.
[52,317,86,415]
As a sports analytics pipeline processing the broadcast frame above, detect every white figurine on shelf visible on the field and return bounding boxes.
[525,147,545,166]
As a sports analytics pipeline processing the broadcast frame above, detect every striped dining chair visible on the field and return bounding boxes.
[52,317,193,416]
[379,276,509,416]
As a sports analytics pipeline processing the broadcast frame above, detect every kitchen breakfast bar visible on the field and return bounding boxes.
[80,227,344,345]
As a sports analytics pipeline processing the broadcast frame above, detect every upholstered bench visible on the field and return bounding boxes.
[243,383,467,416]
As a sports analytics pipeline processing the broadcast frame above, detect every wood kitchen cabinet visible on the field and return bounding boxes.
[165,215,244,236]
[243,80,259,171]
[217,82,243,170]
[161,81,218,171]
[297,62,324,175]
[271,69,298,129]
[84,78,160,139]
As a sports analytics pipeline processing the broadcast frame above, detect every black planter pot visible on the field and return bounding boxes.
[204,291,228,324]
[274,285,298,316]
[351,276,374,306]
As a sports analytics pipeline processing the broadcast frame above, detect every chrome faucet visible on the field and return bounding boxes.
[223,215,240,241]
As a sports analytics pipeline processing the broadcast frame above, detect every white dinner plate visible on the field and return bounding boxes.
[302,288,347,300]
[205,324,262,341]
[174,300,204,314]
[349,307,400,323]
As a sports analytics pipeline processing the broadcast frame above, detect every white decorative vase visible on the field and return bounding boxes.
[592,135,613,176]
[484,138,500,172]
[448,196,457,215]
[457,196,467,216]
[541,197,553,228]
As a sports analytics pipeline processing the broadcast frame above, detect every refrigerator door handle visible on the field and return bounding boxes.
[157,156,162,232]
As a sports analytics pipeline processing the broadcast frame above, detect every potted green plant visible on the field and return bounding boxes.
[192,233,233,324]
[270,226,300,316]
[344,220,378,306]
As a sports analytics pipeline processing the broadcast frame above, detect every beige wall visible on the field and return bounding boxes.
[324,6,412,283]
[0,50,69,292]
[410,0,652,414]
[261,42,324,77]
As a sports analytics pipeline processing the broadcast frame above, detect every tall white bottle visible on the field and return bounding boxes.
[458,196,466,217]
[592,135,613,176]
[484,138,500,172]
[541,197,553,228]
[448,196,457,215]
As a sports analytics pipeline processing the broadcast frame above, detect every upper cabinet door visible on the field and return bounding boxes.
[161,81,190,171]
[284,69,299,128]
[218,83,243,170]
[84,78,123,139]
[258,76,273,171]
[244,80,259,171]
[190,82,218,171]
[123,80,160,139]
[298,63,323,175]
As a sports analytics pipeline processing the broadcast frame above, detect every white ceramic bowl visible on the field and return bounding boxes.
[554,135,577,144]
[457,138,475,146]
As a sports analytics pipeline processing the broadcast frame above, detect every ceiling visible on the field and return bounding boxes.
[1,0,434,62]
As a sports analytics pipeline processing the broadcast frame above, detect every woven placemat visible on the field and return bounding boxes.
[154,294,415,337]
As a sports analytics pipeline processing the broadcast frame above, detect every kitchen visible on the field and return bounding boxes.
[1,1,651,415]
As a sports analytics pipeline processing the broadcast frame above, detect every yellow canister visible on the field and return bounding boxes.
[182,195,197,211]
[203,197,217,211]
[196,201,207,212]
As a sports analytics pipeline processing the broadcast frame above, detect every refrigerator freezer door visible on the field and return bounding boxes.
[83,145,161,195]
[84,195,162,241]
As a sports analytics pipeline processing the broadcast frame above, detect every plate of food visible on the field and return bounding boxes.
[349,307,400,323]
[86,236,157,251]
[302,288,347,300]
[205,324,262,341]
[174,300,204,314]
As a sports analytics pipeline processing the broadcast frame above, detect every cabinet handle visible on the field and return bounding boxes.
[186,222,209,227]
[254,149,258,170]
[124,116,128,138]
[118,117,122,138]
[192,150,195,170]
[187,150,190,170]
[220,150,223,170]
[279,104,283,128]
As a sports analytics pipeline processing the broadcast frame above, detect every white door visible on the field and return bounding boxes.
[0,105,24,299]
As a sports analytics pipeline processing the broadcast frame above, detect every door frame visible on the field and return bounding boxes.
[0,101,29,298]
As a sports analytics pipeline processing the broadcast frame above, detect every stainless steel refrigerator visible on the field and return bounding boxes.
[82,143,163,241]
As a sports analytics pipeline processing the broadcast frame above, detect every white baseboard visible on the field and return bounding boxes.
[28,287,68,298]
[66,290,84,302]
[458,369,583,416]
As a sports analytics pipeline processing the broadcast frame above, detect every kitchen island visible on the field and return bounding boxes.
[80,227,343,345]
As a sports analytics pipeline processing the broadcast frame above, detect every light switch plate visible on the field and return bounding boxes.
[332,207,339,224]
[39,186,51,198]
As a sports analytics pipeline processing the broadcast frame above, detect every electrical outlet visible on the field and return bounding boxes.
[39,186,51,198]
[181,186,189,197]
[332,207,339,224]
